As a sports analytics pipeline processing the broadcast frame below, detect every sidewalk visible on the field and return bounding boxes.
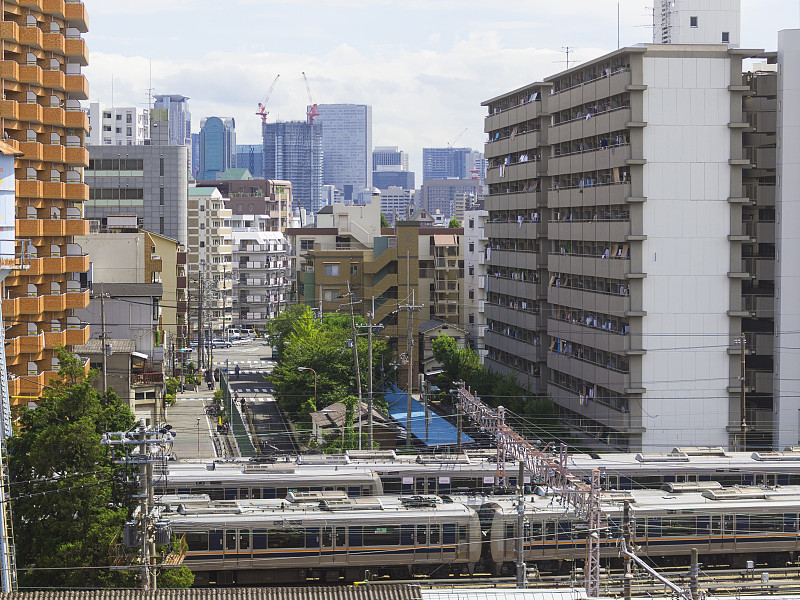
[165,386,220,460]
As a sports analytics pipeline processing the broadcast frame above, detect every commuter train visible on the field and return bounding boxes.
[157,482,800,585]
[159,446,800,501]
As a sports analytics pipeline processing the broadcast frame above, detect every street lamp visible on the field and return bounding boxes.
[297,366,317,408]
[320,407,345,448]
[196,416,201,457]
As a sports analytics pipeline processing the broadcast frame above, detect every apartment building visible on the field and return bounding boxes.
[462,203,489,359]
[87,103,149,146]
[231,230,288,328]
[482,40,777,451]
[1,0,92,400]
[187,187,233,335]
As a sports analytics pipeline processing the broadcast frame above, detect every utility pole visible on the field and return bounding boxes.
[689,548,699,600]
[516,460,526,588]
[367,297,374,449]
[197,270,204,371]
[97,283,110,393]
[341,282,363,449]
[399,286,422,449]
[737,335,747,450]
[623,500,632,600]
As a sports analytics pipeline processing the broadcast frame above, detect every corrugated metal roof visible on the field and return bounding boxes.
[421,589,588,600]
[74,338,136,355]
[0,584,421,600]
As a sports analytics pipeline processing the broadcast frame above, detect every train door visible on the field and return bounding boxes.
[224,529,252,566]
[321,526,347,565]
[429,523,442,562]
[721,514,736,551]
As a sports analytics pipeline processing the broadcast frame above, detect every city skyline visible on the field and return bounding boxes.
[83,0,787,179]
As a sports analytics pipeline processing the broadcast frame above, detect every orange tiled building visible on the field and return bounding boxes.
[0,0,91,401]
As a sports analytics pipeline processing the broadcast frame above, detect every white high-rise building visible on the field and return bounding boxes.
[88,103,150,146]
[653,0,741,46]
[314,104,373,196]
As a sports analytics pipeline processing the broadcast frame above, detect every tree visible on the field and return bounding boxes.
[380,212,390,228]
[8,348,139,588]
[448,217,460,228]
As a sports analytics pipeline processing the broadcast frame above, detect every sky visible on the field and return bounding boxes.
[83,0,791,179]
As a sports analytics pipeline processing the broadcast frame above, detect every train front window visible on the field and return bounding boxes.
[185,532,208,552]
[457,525,468,543]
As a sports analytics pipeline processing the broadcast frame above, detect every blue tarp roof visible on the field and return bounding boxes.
[385,385,473,447]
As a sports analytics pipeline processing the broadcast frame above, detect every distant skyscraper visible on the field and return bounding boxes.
[199,117,236,181]
[262,121,323,214]
[423,147,485,182]
[373,171,415,190]
[314,104,372,192]
[420,178,482,221]
[373,146,408,171]
[191,133,200,179]
[236,144,264,178]
[153,94,192,146]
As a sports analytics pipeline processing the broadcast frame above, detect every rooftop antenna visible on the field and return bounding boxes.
[556,46,576,70]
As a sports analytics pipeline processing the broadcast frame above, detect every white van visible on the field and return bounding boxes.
[242,328,255,339]
[227,328,242,341]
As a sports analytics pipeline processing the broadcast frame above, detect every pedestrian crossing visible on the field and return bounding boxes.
[181,396,275,404]
[232,387,274,394]
[213,360,273,368]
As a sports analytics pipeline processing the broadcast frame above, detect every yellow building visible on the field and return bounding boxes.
[0,0,91,401]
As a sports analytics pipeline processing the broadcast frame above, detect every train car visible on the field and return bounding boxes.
[484,483,800,575]
[154,461,383,500]
[159,492,481,585]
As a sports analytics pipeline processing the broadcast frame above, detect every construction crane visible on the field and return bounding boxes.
[447,127,467,148]
[302,72,318,125]
[256,74,280,124]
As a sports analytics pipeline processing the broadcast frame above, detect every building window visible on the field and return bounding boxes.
[200,241,205,248]
[350,264,358,275]
[468,265,474,276]
[468,242,474,252]
[116,128,121,134]
[324,263,339,276]
[159,157,165,176]
[300,240,314,251]
[690,16,698,27]
[469,313,475,324]
[159,217,164,234]
[722,31,729,42]
[468,219,474,229]
[159,188,164,206]
[116,114,122,120]
[468,289,474,300]
[323,289,337,301]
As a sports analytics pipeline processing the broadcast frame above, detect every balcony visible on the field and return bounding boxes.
[0,100,18,121]
[65,323,89,345]
[43,219,66,236]
[19,0,43,7]
[17,219,43,237]
[64,288,89,309]
[3,295,44,316]
[44,329,66,349]
[43,0,66,18]
[65,147,88,166]
[65,2,88,33]
[42,142,65,161]
[19,141,43,162]
[64,109,88,129]
[42,69,66,90]
[64,38,87,65]
[19,64,43,86]
[18,102,43,124]
[131,372,164,386]
[64,74,88,99]
[9,372,45,399]
[65,218,89,235]
[19,26,43,49]
[17,180,43,198]
[0,22,19,42]
[65,182,88,201]
[0,61,19,82]
[42,256,65,273]
[43,293,66,312]
[42,32,65,53]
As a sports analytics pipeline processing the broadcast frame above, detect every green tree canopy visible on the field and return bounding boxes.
[9,348,138,589]
[448,217,460,228]
[380,212,390,228]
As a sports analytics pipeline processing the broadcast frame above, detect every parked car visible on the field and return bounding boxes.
[211,338,232,348]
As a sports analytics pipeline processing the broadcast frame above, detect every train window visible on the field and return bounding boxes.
[416,525,427,545]
[263,487,276,499]
[225,532,236,551]
[209,488,224,501]
[457,525,468,543]
[251,488,261,499]
[348,486,361,497]
[253,530,267,550]
[185,532,208,552]
[443,523,456,544]
[239,488,250,499]
[267,528,305,548]
[784,514,798,533]
[723,514,735,535]
[529,521,542,541]
[661,517,695,537]
[736,515,750,534]
[276,488,288,498]
[430,524,441,544]
[239,531,250,550]
[749,514,782,533]
[349,526,363,547]
[363,525,401,546]
[224,488,237,500]
[362,486,372,496]
[336,527,346,547]
[384,478,401,493]
[545,521,556,541]
[696,516,709,535]
[634,520,646,540]
[505,524,516,544]
[322,527,332,548]
[416,478,426,494]
[452,477,477,491]
[647,517,661,538]
[558,521,571,540]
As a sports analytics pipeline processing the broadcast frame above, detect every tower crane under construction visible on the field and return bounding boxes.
[255,74,280,124]
[302,71,318,125]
